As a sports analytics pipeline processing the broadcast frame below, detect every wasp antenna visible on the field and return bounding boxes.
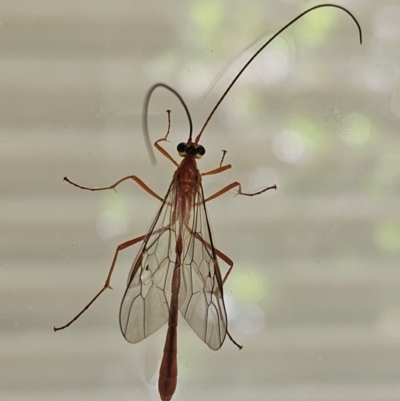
[195,29,268,111]
[143,83,194,165]
[194,3,362,144]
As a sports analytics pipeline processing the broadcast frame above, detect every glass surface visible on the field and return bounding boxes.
[1,1,400,400]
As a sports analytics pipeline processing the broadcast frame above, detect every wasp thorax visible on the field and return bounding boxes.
[177,142,206,159]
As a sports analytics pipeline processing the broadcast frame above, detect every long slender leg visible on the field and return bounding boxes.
[202,149,276,199]
[202,150,231,176]
[154,109,180,167]
[205,182,277,203]
[210,245,243,349]
[65,110,177,198]
[202,164,231,177]
[55,222,173,332]
[64,175,164,202]
[188,227,241,349]
[54,234,147,331]
[188,229,234,285]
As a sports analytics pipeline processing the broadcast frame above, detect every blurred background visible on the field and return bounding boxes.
[1,1,400,400]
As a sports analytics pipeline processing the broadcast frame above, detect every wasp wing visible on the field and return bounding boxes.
[119,181,177,343]
[119,178,228,350]
[179,185,228,350]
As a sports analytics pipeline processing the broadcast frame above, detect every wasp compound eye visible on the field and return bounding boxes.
[196,145,205,156]
[177,142,187,156]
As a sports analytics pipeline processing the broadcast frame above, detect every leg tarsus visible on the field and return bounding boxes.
[236,183,277,197]
[227,330,243,350]
[219,150,228,168]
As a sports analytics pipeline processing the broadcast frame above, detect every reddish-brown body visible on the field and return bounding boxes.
[175,154,201,214]
[158,154,199,401]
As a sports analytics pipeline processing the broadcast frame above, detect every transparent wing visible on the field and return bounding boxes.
[179,186,228,351]
[119,181,177,343]
[119,178,228,351]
